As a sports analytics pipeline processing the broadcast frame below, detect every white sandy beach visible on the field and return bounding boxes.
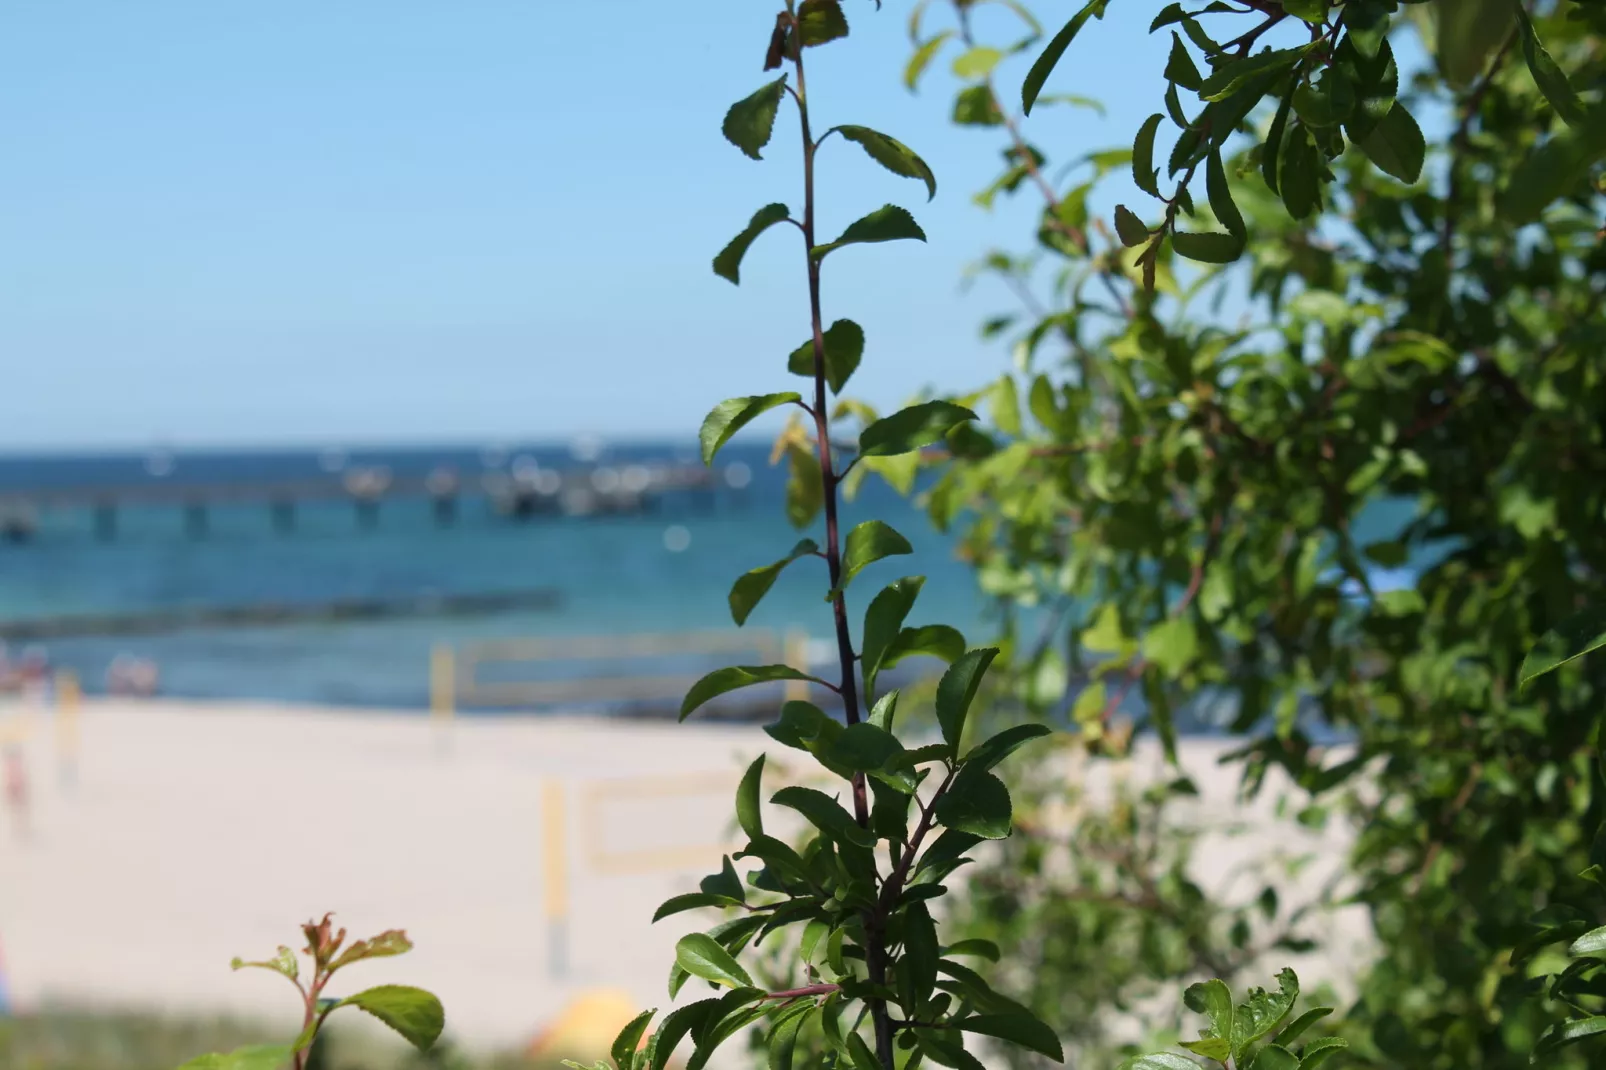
[0,697,1373,1058]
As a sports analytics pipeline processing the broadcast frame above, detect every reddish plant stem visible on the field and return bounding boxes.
[877,767,957,914]
[291,972,326,1070]
[788,20,894,1069]
[762,982,843,1001]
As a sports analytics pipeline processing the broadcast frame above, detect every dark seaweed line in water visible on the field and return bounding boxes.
[0,588,564,641]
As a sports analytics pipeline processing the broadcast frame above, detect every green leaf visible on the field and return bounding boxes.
[831,126,938,201]
[785,444,824,529]
[860,401,977,457]
[1437,0,1516,89]
[614,1009,656,1070]
[1022,0,1109,115]
[1344,0,1390,57]
[1339,37,1397,140]
[1164,33,1202,91]
[1184,978,1234,1046]
[953,45,1004,80]
[831,722,904,771]
[1263,79,1294,193]
[1171,230,1243,265]
[869,690,899,732]
[906,32,954,92]
[934,768,1012,838]
[963,723,1051,773]
[1520,604,1606,688]
[1569,924,1606,957]
[700,855,746,905]
[1144,617,1199,677]
[1534,1016,1606,1054]
[1114,205,1149,247]
[1518,6,1585,123]
[329,930,414,972]
[230,946,298,982]
[737,833,811,884]
[713,203,792,284]
[1247,1045,1299,1070]
[736,755,765,840]
[1279,123,1321,219]
[338,985,445,1053]
[675,933,754,990]
[650,1000,720,1070]
[1502,105,1606,222]
[840,521,913,591]
[700,394,801,466]
[883,624,967,670]
[1031,93,1106,115]
[953,84,1005,126]
[175,1047,296,1070]
[1206,147,1246,239]
[1359,103,1425,183]
[730,540,818,626]
[788,320,864,395]
[1298,1037,1348,1070]
[681,664,821,721]
[768,1006,810,1070]
[872,776,915,840]
[943,938,1001,961]
[1292,66,1354,127]
[1181,1038,1232,1061]
[936,647,999,751]
[1233,969,1300,1059]
[897,900,940,1007]
[857,452,921,496]
[1276,1007,1332,1046]
[1281,0,1327,24]
[798,0,849,47]
[1199,48,1302,102]
[1117,1057,1199,1070]
[771,785,875,847]
[1132,113,1163,198]
[846,1033,881,1070]
[812,204,927,259]
[653,893,733,922]
[1150,3,1185,31]
[920,1033,987,1070]
[958,1012,1064,1062]
[722,78,788,161]
[863,576,925,691]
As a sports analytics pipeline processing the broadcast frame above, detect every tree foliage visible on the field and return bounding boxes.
[894,1,1606,1067]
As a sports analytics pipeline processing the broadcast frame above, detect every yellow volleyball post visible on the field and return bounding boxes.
[542,779,570,978]
[430,643,454,756]
[54,670,80,789]
[784,630,811,701]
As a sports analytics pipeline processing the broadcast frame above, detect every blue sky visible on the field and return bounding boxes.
[0,1,1174,450]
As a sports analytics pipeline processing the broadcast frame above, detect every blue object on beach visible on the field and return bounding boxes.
[0,937,11,1017]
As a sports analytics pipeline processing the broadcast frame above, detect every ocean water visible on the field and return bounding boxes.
[0,442,985,709]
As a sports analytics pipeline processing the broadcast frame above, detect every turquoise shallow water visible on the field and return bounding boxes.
[0,442,984,708]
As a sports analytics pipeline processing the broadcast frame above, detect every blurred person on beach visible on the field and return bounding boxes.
[0,643,17,693]
[16,646,50,704]
[107,654,160,697]
[2,742,27,840]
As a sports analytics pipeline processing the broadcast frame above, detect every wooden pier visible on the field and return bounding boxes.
[0,460,741,542]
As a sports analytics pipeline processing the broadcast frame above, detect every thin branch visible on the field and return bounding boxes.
[877,767,958,914]
[1442,29,1517,257]
[790,25,893,1069]
[762,983,841,1001]
[1222,12,1287,56]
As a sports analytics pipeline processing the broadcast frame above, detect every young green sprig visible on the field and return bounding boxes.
[174,915,444,1070]
[601,4,1062,1070]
